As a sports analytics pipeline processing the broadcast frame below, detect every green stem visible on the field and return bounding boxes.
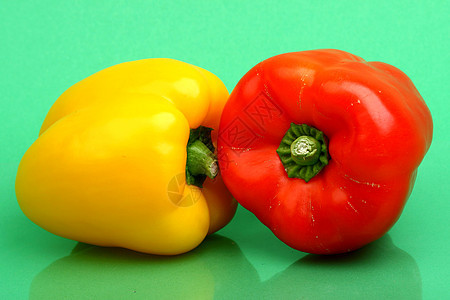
[187,140,218,179]
[276,123,329,182]
[290,136,321,165]
[186,126,218,188]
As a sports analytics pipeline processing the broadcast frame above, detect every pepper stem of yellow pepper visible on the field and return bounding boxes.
[186,126,218,188]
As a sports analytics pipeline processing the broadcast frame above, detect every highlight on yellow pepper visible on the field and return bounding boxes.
[15,58,237,255]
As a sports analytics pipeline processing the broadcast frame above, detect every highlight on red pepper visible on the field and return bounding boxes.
[217,49,433,255]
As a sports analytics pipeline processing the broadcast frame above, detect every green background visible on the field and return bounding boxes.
[1,1,449,299]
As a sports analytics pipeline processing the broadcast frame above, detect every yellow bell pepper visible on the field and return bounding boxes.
[15,58,237,255]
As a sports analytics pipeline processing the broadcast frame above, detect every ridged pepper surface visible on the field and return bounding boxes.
[218,49,432,254]
[16,58,237,255]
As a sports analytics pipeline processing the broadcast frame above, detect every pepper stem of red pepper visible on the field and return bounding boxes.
[186,126,218,188]
[276,123,329,182]
[290,135,321,165]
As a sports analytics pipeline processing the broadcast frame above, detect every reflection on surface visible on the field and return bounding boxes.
[30,234,421,299]
[262,235,422,299]
[30,235,259,299]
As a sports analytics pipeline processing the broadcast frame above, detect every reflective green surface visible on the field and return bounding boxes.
[1,1,448,299]
[28,214,422,300]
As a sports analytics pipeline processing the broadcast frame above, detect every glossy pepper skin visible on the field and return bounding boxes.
[218,49,432,254]
[16,58,237,255]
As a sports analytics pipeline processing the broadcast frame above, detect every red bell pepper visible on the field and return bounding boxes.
[217,49,432,254]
